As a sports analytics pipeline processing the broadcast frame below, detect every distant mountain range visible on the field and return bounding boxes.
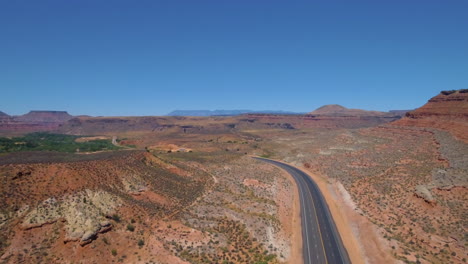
[167,110,304,116]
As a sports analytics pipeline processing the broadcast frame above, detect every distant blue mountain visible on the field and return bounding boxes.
[167,110,303,116]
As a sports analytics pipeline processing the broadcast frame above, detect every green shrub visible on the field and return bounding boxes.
[111,214,121,222]
[138,239,144,247]
[441,90,456,95]
[127,224,135,232]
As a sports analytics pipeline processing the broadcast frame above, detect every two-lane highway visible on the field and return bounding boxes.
[254,157,351,264]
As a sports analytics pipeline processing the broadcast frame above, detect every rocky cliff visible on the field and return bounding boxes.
[393,89,468,142]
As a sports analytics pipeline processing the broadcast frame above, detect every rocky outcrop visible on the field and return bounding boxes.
[393,89,468,142]
[21,190,119,246]
[414,185,436,205]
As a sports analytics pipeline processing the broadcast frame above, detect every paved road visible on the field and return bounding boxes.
[253,157,351,264]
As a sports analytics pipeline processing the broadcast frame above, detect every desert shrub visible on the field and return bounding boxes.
[138,239,144,247]
[459,89,468,93]
[111,214,121,222]
[111,249,117,256]
[127,224,135,232]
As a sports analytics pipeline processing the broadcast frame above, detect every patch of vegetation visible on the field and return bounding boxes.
[160,150,241,164]
[138,239,144,247]
[441,90,456,95]
[172,218,279,264]
[127,224,135,232]
[111,214,121,223]
[0,132,120,153]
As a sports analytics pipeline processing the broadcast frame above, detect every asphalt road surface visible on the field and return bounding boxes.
[254,157,351,264]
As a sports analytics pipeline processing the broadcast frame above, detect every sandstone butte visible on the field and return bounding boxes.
[394,89,468,142]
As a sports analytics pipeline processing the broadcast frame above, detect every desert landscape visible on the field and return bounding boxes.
[2,1,467,263]
[0,89,466,264]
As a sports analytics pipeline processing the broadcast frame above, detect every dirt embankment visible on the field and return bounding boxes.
[1,149,304,263]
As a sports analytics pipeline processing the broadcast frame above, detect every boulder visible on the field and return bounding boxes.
[414,185,436,205]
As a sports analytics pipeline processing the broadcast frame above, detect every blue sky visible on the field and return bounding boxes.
[1,0,467,116]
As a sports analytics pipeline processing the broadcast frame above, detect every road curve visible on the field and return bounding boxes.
[253,157,351,264]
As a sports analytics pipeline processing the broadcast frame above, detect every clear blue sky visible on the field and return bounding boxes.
[1,0,467,116]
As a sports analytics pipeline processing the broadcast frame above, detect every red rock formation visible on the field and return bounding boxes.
[393,89,468,142]
[15,111,73,123]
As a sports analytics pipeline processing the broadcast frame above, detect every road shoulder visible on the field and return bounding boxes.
[278,167,304,264]
[303,169,366,264]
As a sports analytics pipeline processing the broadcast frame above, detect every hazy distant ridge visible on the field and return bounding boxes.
[167,110,303,116]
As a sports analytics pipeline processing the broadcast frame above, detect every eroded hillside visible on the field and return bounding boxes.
[0,146,298,264]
